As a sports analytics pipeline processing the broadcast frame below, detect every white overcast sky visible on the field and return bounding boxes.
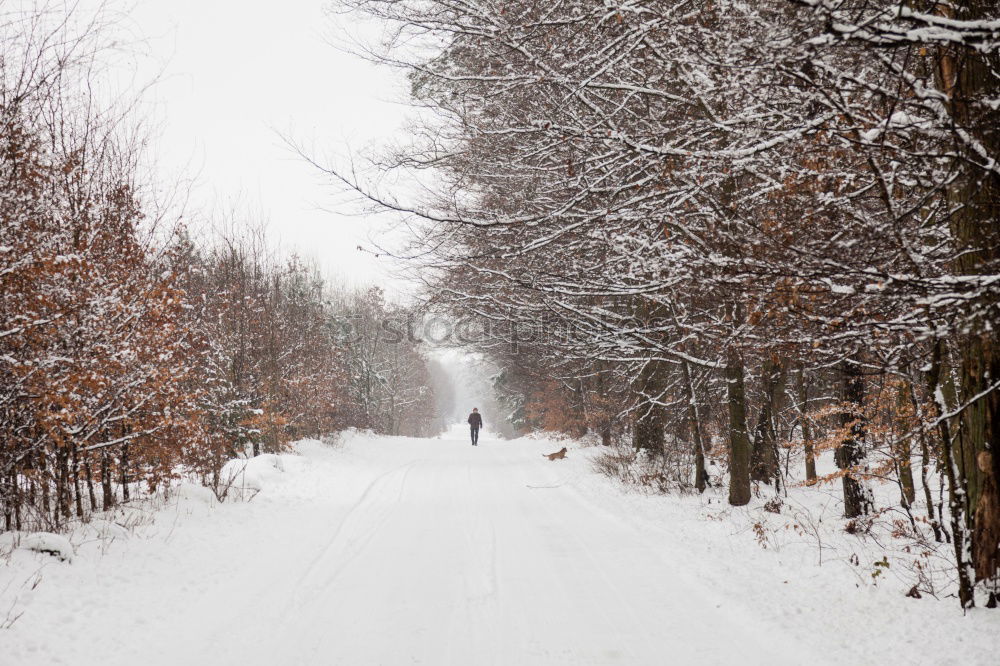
[97,0,411,290]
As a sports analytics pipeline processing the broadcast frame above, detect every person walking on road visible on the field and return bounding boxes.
[468,408,483,446]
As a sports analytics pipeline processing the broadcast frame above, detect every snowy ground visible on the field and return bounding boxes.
[1,427,997,665]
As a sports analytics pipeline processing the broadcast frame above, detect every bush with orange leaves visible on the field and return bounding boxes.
[792,376,926,517]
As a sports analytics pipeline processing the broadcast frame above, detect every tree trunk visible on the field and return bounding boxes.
[908,379,944,542]
[101,449,114,510]
[934,0,1000,603]
[84,455,97,514]
[835,359,873,518]
[3,472,14,531]
[71,447,83,519]
[40,449,51,520]
[681,360,709,492]
[120,443,130,503]
[750,357,784,488]
[928,340,976,608]
[973,452,1000,607]
[727,351,751,506]
[796,365,817,483]
[13,472,22,531]
[56,446,70,527]
[632,360,667,454]
[894,383,916,508]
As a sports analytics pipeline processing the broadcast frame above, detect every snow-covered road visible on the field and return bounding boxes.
[5,429,997,665]
[222,433,789,666]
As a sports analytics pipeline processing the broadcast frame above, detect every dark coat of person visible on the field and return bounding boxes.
[468,412,483,429]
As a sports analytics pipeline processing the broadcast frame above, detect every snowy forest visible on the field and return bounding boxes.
[0,4,448,533]
[1,0,999,663]
[324,0,1000,610]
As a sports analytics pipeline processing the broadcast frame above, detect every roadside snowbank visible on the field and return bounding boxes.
[219,452,301,496]
[0,532,75,562]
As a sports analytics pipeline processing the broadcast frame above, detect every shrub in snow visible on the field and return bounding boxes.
[20,533,74,562]
[173,483,218,506]
[592,443,697,494]
[217,454,290,500]
[320,432,343,447]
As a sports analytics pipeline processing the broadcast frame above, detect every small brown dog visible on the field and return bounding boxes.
[543,447,568,461]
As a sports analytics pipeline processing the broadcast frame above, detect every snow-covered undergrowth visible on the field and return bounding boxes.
[590,441,958,600]
[219,452,296,498]
[1,430,995,665]
[0,444,307,573]
[0,444,309,633]
[583,439,998,659]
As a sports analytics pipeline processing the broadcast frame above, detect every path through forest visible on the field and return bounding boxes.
[181,428,795,665]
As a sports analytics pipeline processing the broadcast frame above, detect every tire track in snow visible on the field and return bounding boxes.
[254,458,422,666]
[281,459,419,614]
[461,461,499,602]
[313,460,417,590]
[455,460,502,665]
